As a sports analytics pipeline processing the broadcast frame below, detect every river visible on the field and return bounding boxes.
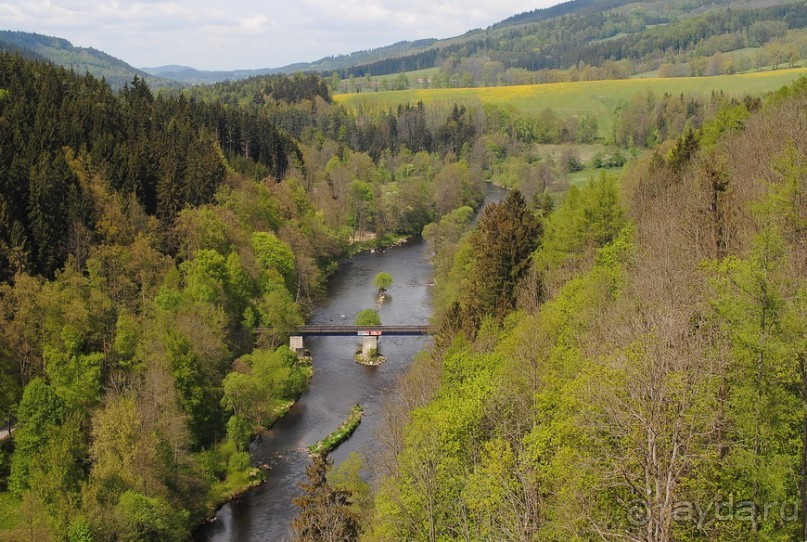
[197,183,505,541]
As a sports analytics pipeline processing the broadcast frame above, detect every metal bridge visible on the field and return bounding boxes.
[294,325,431,337]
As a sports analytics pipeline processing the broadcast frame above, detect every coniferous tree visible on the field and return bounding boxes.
[292,455,361,542]
[458,190,541,335]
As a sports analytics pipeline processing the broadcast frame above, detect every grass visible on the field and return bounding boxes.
[334,68,440,94]
[307,404,364,457]
[335,68,807,135]
[368,68,439,86]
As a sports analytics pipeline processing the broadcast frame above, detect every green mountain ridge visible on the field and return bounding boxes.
[4,0,806,88]
[0,30,177,90]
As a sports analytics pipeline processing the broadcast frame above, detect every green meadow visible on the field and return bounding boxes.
[336,68,807,131]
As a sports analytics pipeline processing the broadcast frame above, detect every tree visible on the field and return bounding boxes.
[292,455,361,542]
[251,231,296,290]
[9,378,66,494]
[373,272,393,294]
[355,309,381,327]
[458,190,541,334]
[115,490,189,542]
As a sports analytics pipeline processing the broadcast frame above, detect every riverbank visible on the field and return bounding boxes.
[197,230,438,541]
[200,358,313,522]
[346,232,411,257]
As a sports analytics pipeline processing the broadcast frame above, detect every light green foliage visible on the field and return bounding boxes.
[372,272,393,292]
[0,493,21,530]
[699,102,752,149]
[154,285,182,312]
[533,173,625,292]
[222,346,308,440]
[215,178,281,233]
[464,438,529,539]
[255,279,304,346]
[225,415,252,452]
[43,325,103,410]
[490,154,555,196]
[375,348,501,540]
[703,212,805,538]
[27,416,88,534]
[180,249,228,305]
[89,393,141,491]
[9,378,65,494]
[422,205,473,265]
[68,516,94,542]
[328,452,371,520]
[252,231,296,287]
[115,490,189,542]
[174,206,233,257]
[375,215,633,540]
[355,309,381,326]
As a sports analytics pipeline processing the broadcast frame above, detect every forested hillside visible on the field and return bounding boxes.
[1,40,804,540]
[364,78,807,541]
[0,54,297,281]
[0,31,173,91]
[0,51,541,539]
[328,0,807,91]
[4,0,805,92]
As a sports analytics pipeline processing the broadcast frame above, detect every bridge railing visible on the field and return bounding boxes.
[292,325,431,336]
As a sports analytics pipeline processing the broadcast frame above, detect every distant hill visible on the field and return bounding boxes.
[141,39,441,84]
[194,0,806,86]
[3,0,805,89]
[318,0,807,80]
[140,64,283,85]
[0,30,177,90]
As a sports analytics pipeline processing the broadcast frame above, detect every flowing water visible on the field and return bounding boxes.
[197,183,505,541]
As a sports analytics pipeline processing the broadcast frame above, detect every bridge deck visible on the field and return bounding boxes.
[294,325,431,336]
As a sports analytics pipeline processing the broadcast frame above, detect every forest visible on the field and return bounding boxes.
[331,0,807,90]
[0,50,552,539]
[0,40,805,541]
[353,77,806,541]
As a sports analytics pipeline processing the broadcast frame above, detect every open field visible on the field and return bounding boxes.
[334,68,440,93]
[366,68,439,87]
[336,68,807,134]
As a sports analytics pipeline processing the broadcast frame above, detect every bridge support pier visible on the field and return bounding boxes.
[356,335,385,365]
[290,336,304,357]
[361,335,378,358]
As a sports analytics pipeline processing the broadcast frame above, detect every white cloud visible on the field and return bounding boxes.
[0,0,561,70]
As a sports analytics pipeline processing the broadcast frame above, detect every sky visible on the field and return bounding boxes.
[0,1,562,70]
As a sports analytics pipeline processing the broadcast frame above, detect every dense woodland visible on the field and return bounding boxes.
[333,1,807,91]
[348,78,805,541]
[0,29,805,541]
[0,51,550,539]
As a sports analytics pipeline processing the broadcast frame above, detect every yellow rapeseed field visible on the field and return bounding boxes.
[335,68,807,130]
